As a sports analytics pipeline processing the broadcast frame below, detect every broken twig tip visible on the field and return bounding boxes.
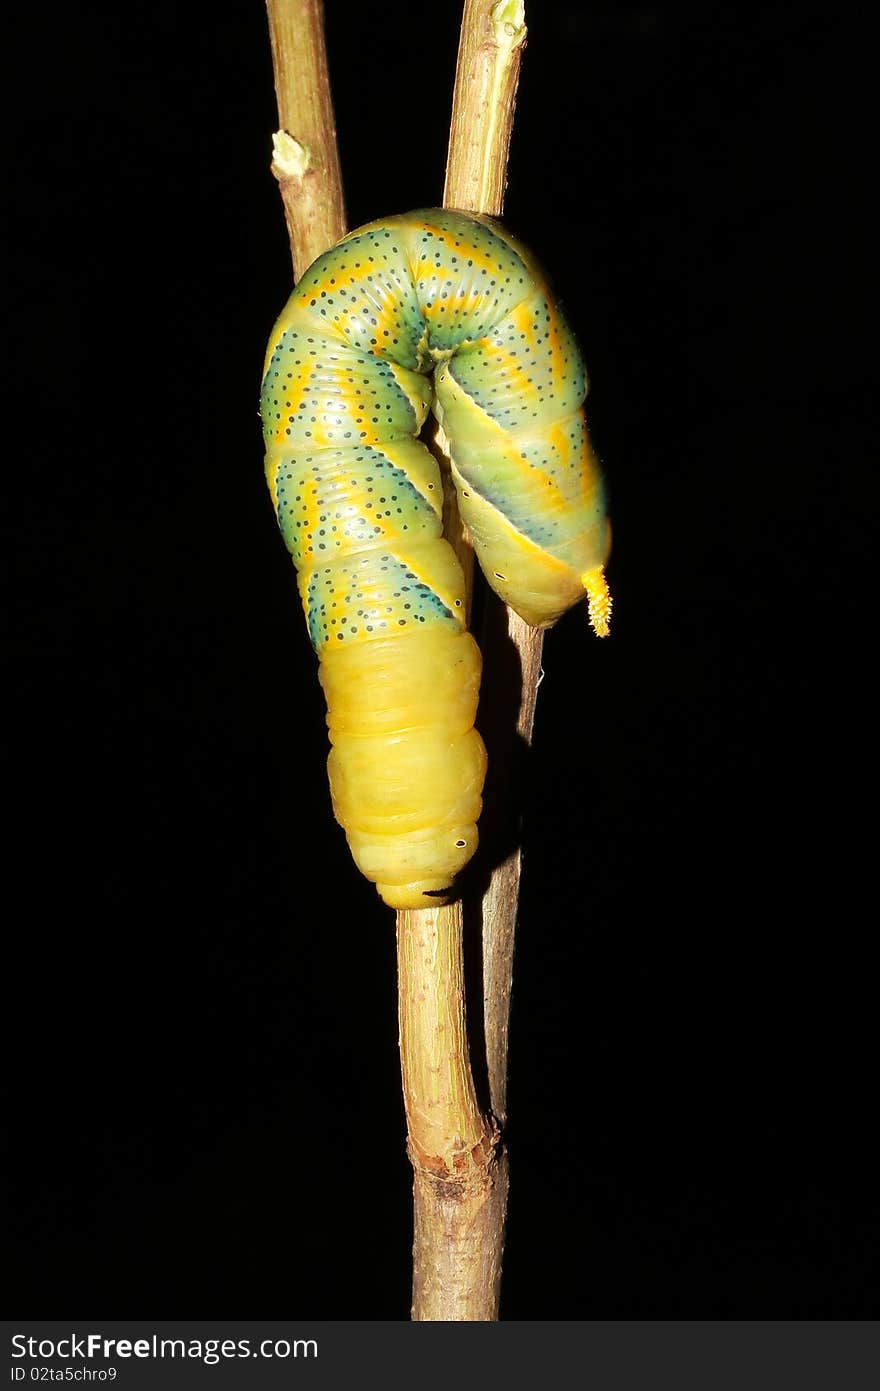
[271,129,310,180]
[491,0,527,44]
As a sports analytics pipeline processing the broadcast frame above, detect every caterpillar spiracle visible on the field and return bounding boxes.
[260,209,611,909]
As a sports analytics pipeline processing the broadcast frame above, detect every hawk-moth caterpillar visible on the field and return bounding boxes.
[261,209,611,908]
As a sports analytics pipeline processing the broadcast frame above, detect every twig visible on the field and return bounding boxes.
[265,0,346,277]
[398,904,505,1319]
[400,0,528,1323]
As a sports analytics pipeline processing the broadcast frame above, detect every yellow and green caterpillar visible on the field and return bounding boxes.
[261,209,611,909]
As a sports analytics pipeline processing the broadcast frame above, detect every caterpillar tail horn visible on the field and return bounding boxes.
[583,566,612,638]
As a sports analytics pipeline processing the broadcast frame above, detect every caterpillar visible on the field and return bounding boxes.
[260,209,611,909]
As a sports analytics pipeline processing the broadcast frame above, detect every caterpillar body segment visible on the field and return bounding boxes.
[319,628,486,908]
[260,209,611,907]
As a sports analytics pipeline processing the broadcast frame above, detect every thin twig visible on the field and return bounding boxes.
[398,904,504,1319]
[401,0,528,1323]
[265,0,346,277]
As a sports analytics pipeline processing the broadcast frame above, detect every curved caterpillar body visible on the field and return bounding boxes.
[260,209,610,909]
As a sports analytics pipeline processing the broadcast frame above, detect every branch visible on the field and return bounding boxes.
[400,0,528,1323]
[265,0,346,277]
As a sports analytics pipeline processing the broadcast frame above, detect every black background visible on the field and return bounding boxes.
[6,1,875,1318]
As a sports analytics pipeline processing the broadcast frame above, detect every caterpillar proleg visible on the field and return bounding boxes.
[261,209,610,908]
